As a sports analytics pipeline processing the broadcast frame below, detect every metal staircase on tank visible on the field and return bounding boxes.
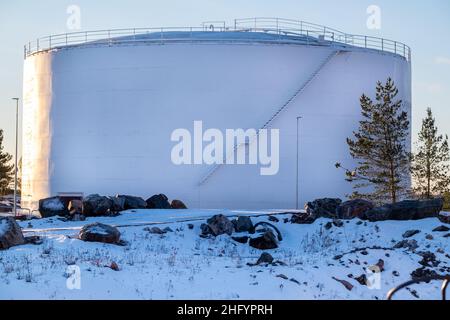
[198,49,342,186]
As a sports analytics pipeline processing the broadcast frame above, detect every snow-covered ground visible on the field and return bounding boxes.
[0,209,448,300]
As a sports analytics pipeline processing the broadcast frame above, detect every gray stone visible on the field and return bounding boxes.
[337,199,374,219]
[393,239,419,251]
[117,195,147,210]
[256,252,274,265]
[79,223,120,244]
[361,198,443,222]
[234,216,254,233]
[249,231,278,250]
[82,194,113,216]
[171,199,187,209]
[402,230,421,238]
[146,194,171,209]
[39,197,68,218]
[305,198,342,219]
[0,217,25,250]
[433,225,450,232]
[203,214,235,236]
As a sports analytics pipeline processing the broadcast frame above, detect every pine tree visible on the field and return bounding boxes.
[411,108,450,198]
[338,78,410,204]
[0,129,14,195]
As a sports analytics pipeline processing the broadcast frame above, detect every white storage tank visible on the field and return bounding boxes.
[21,18,411,210]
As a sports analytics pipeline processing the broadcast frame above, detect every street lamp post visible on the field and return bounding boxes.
[12,98,19,216]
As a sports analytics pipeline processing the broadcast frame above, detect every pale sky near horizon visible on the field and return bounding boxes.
[0,0,449,157]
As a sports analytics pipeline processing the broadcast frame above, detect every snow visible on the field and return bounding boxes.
[0,209,448,300]
[0,218,8,235]
[42,198,64,210]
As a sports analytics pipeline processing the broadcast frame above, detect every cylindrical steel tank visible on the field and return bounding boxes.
[21,18,411,209]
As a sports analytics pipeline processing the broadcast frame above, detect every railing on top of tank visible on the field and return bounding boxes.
[24,17,411,61]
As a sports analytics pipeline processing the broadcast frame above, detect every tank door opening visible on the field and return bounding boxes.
[57,192,84,208]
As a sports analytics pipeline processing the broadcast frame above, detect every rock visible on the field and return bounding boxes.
[425,234,434,240]
[171,199,187,209]
[187,223,194,230]
[146,194,171,209]
[163,227,173,233]
[355,274,367,286]
[393,239,419,251]
[290,212,316,224]
[0,217,25,249]
[147,226,165,234]
[117,195,147,210]
[232,236,249,244]
[305,198,342,219]
[234,216,254,233]
[249,231,278,250]
[78,223,120,244]
[402,230,421,238]
[109,196,126,212]
[432,225,450,232]
[39,196,68,218]
[324,222,333,230]
[411,267,438,280]
[418,251,439,267]
[268,216,279,222]
[256,252,274,265]
[110,261,120,271]
[25,235,43,245]
[373,259,385,272]
[253,222,283,241]
[332,219,344,227]
[337,199,375,219]
[276,274,289,280]
[332,277,353,291]
[361,198,443,222]
[68,200,83,214]
[444,233,450,238]
[438,212,450,224]
[82,194,113,216]
[200,223,212,237]
[201,214,234,237]
[392,270,400,277]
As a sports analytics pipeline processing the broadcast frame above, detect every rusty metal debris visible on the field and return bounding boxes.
[387,275,450,300]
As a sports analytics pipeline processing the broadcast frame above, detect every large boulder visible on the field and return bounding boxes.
[39,196,68,218]
[233,216,254,233]
[360,198,443,222]
[146,194,171,209]
[82,194,113,216]
[305,198,342,219]
[171,199,187,209]
[0,217,25,250]
[116,195,147,210]
[249,230,278,250]
[200,214,234,237]
[290,212,316,224]
[336,199,375,219]
[78,223,120,244]
[109,196,126,212]
[438,212,450,224]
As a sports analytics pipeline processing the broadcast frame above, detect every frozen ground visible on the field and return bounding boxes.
[0,209,448,300]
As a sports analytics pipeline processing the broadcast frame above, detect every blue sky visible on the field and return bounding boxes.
[0,0,449,156]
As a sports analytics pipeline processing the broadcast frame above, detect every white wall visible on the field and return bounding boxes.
[22,42,411,210]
